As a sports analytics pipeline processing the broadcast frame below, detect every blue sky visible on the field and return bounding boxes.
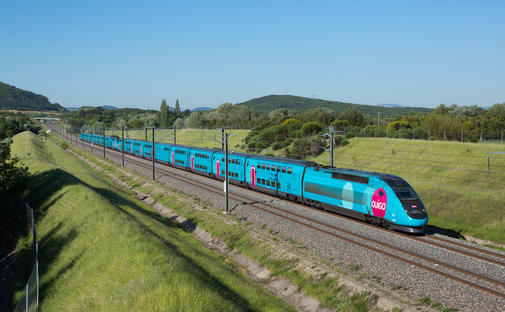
[1,1,504,110]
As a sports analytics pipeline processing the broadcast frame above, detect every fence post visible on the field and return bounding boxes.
[36,260,39,311]
[25,283,28,312]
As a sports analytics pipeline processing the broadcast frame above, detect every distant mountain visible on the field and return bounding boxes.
[100,105,118,110]
[235,95,431,116]
[377,103,404,108]
[192,107,214,112]
[0,82,63,111]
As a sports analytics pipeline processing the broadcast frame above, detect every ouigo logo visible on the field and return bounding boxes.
[371,188,387,218]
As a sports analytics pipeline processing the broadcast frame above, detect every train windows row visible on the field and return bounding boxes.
[219,157,241,165]
[256,163,292,174]
[256,178,280,188]
[331,172,369,184]
[221,170,239,178]
[175,150,186,155]
[195,164,208,170]
[195,153,209,159]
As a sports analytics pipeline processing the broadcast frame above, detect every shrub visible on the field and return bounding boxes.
[301,122,322,137]
[272,142,282,150]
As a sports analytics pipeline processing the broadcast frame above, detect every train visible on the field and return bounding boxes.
[79,132,428,233]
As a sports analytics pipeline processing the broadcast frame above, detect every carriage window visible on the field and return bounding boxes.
[266,164,270,170]
[287,167,293,174]
[277,182,281,188]
[282,166,286,173]
[276,166,281,172]
[261,179,265,184]
[266,180,270,186]
[331,172,369,184]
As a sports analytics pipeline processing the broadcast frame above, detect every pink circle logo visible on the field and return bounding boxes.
[216,160,220,178]
[250,166,256,188]
[371,188,387,218]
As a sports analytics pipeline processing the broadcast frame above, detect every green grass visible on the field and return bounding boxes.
[308,137,505,243]
[107,128,250,152]
[11,131,294,311]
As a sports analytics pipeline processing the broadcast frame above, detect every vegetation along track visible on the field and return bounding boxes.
[57,129,505,301]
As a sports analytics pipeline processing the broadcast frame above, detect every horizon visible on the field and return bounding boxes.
[1,1,504,110]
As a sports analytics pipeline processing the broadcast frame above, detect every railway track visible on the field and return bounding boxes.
[54,129,505,301]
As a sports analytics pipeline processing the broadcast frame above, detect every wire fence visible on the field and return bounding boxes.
[13,202,39,312]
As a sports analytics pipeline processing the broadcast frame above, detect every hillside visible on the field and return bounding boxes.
[10,131,293,311]
[0,82,63,111]
[236,95,432,116]
[308,137,505,243]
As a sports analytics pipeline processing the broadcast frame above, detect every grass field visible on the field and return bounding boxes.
[308,138,505,243]
[106,128,250,152]
[11,131,294,311]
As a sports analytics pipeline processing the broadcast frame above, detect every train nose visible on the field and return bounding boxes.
[402,201,427,219]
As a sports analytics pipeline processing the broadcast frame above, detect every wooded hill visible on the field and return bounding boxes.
[0,82,63,111]
[235,95,432,116]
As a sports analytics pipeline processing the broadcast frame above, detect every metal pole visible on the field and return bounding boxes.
[103,127,106,158]
[145,127,147,141]
[152,128,155,181]
[25,283,28,312]
[36,260,39,311]
[461,130,464,142]
[225,133,229,214]
[174,126,176,145]
[122,127,125,167]
[329,126,334,167]
[221,127,224,151]
[488,154,490,172]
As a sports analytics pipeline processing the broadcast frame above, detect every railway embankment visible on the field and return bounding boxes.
[9,131,296,311]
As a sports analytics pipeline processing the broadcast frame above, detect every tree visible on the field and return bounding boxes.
[159,99,169,128]
[175,99,181,117]
[0,140,28,197]
[337,108,365,127]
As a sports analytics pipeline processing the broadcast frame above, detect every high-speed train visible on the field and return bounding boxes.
[80,132,428,233]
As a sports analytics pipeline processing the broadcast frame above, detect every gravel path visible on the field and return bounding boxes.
[65,134,505,311]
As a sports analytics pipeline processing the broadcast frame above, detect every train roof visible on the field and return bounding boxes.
[245,153,316,167]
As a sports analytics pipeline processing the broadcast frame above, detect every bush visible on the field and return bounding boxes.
[280,138,292,148]
[60,141,69,150]
[272,142,282,150]
[345,132,355,139]
[301,122,322,137]
[281,119,302,133]
[0,140,28,198]
[413,127,428,140]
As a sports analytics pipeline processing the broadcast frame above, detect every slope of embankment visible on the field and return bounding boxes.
[10,131,293,311]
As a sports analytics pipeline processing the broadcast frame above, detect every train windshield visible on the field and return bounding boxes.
[383,178,418,200]
[394,188,417,200]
